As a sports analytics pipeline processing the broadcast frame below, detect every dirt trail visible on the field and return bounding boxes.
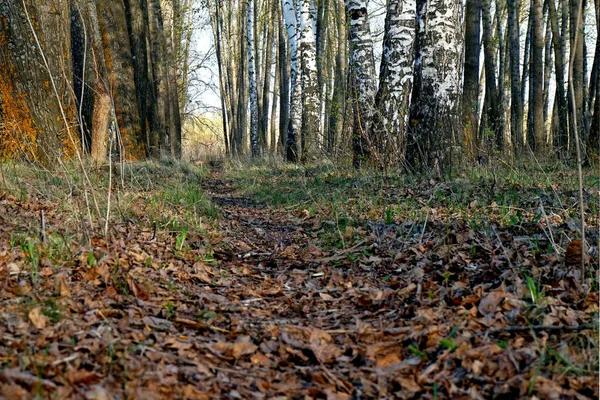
[0,169,596,399]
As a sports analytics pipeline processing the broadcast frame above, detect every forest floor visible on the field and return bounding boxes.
[0,160,598,399]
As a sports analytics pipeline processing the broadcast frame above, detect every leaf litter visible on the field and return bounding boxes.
[0,164,597,399]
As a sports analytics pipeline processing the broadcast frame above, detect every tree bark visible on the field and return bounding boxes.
[299,0,320,162]
[345,0,376,168]
[462,0,481,161]
[482,0,503,151]
[547,0,568,153]
[508,0,524,152]
[327,0,346,155]
[248,0,259,157]
[278,3,290,154]
[374,0,416,167]
[408,0,462,171]
[0,0,79,164]
[282,0,301,161]
[529,0,545,154]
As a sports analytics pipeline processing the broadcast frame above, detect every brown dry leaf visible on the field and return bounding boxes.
[65,368,99,384]
[182,385,212,400]
[28,307,48,329]
[478,286,506,315]
[309,329,341,363]
[366,342,402,367]
[250,352,272,366]
[232,336,257,359]
[127,278,149,300]
[376,353,402,368]
[59,275,71,298]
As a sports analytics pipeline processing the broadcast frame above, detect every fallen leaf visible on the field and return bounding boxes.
[28,307,48,329]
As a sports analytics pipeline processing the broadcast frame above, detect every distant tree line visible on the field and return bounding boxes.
[0,0,598,170]
[212,0,599,169]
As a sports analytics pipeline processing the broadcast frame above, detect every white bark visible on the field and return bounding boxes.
[408,0,462,169]
[346,0,376,165]
[375,0,416,162]
[299,0,320,159]
[419,0,461,108]
[248,0,259,156]
[282,0,301,160]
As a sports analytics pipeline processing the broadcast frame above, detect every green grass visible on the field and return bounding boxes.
[224,159,599,251]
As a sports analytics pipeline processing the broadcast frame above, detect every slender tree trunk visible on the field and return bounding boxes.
[270,57,280,153]
[161,0,182,159]
[248,0,259,156]
[148,0,170,156]
[124,0,151,155]
[299,0,320,162]
[374,0,416,167]
[588,0,599,150]
[508,0,524,152]
[282,0,301,161]
[482,0,503,151]
[464,0,482,159]
[548,0,568,153]
[346,0,376,168]
[327,0,346,155]
[209,0,230,155]
[529,0,545,153]
[235,2,248,155]
[569,0,584,155]
[496,0,506,147]
[278,3,290,154]
[258,0,275,152]
[543,4,552,134]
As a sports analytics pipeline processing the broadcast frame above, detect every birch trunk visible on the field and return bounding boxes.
[248,0,260,156]
[345,0,376,167]
[299,0,320,161]
[282,0,301,161]
[374,0,416,167]
[407,0,462,171]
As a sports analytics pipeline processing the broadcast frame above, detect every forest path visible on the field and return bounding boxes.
[0,166,596,399]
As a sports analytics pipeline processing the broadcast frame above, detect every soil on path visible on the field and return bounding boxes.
[0,168,597,399]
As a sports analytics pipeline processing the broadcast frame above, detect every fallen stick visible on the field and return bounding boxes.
[488,322,597,335]
[0,368,58,390]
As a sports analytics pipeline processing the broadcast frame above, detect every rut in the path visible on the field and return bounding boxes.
[203,171,311,269]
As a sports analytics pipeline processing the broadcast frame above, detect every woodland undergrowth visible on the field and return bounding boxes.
[0,158,597,399]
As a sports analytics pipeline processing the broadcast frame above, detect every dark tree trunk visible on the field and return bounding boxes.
[278,4,290,154]
[124,0,152,156]
[529,0,545,153]
[97,0,145,159]
[482,0,503,151]
[548,0,568,153]
[508,0,524,152]
[0,0,79,164]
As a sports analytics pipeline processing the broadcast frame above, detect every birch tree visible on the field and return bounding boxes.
[248,0,260,156]
[282,0,301,161]
[407,0,462,171]
[373,0,416,166]
[299,0,320,161]
[345,0,376,167]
